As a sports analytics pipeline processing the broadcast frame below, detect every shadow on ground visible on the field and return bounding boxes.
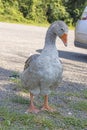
[0,67,19,80]
[36,49,87,63]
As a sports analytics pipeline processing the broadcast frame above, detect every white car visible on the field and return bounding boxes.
[74,6,87,48]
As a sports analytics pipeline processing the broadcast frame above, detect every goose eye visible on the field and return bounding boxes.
[61,28,64,31]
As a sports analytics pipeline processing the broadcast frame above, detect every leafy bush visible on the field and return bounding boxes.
[0,0,87,25]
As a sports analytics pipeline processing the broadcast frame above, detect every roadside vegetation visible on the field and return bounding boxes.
[0,0,87,27]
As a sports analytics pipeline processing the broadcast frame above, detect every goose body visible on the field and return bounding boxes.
[22,46,62,95]
[21,20,68,113]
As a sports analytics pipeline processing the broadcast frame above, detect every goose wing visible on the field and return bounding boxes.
[24,54,40,70]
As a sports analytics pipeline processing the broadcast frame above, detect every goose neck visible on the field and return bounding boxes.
[45,30,57,47]
[41,29,58,56]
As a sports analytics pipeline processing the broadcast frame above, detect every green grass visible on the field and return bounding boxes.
[1,95,87,130]
[0,14,49,27]
[0,106,87,130]
[82,90,87,99]
[64,90,87,100]
[67,90,87,112]
[0,107,59,130]
[63,117,87,130]
[71,100,87,112]
[12,95,29,105]
[64,91,81,98]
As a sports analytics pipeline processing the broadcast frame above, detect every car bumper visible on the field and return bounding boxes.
[74,41,87,49]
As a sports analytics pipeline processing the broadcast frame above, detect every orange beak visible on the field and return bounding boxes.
[60,33,68,46]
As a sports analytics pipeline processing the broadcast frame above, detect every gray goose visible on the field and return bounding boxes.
[21,20,68,113]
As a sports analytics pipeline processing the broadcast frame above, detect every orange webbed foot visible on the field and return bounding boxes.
[25,106,40,114]
[41,105,56,112]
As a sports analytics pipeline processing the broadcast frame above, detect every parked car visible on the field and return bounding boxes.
[74,6,87,48]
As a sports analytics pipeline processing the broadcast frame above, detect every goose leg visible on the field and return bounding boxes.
[26,93,40,114]
[41,95,55,112]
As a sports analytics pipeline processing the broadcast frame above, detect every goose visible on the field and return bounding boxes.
[21,20,68,113]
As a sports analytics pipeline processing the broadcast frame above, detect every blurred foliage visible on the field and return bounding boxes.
[63,0,87,25]
[0,0,87,25]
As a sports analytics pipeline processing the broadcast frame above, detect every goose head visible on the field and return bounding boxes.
[48,20,68,46]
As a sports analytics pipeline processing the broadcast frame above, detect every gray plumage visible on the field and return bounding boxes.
[21,20,68,96]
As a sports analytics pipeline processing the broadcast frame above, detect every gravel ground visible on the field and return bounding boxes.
[0,22,87,119]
